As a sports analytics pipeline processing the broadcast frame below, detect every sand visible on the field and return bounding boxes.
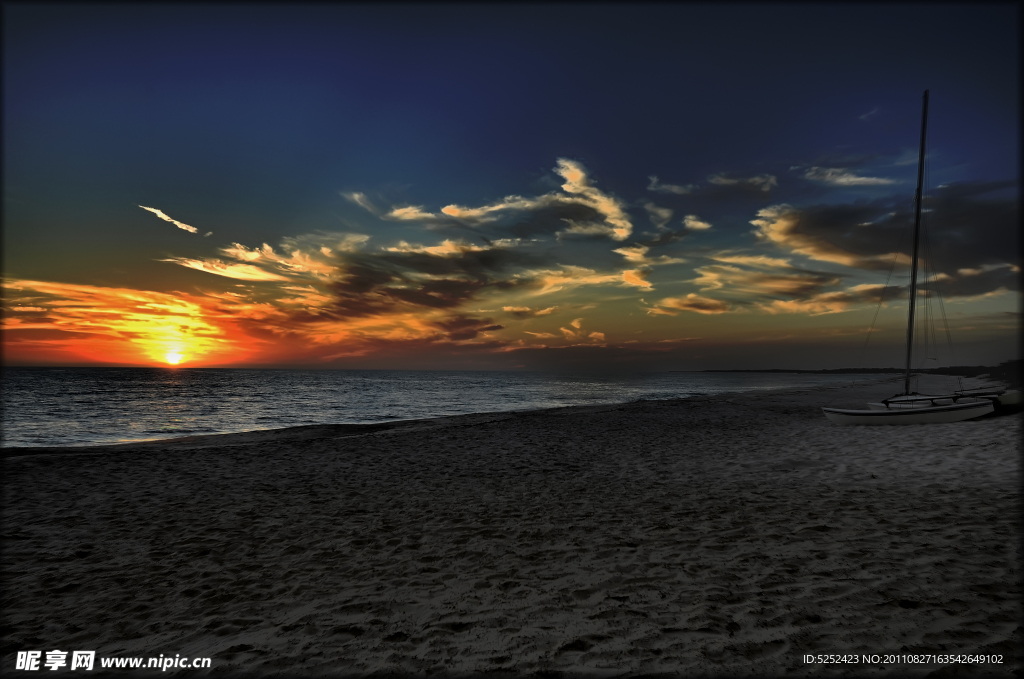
[2,377,1020,677]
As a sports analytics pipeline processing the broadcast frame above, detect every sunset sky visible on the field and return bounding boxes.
[3,4,1019,371]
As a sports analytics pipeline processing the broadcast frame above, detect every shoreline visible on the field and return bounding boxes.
[3,376,1019,676]
[2,375,911,458]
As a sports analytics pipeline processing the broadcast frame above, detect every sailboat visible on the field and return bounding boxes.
[821,90,1011,425]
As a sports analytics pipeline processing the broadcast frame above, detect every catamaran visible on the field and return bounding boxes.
[822,90,1016,425]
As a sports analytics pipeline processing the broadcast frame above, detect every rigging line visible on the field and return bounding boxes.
[918,149,931,392]
[920,192,933,390]
[936,285,964,392]
[920,137,957,395]
[858,238,905,364]
[838,222,908,406]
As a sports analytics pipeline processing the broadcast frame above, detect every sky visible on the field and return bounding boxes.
[2,3,1019,371]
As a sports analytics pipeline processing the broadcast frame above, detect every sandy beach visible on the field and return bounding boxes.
[2,377,1020,677]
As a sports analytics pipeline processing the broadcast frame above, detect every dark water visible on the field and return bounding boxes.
[2,368,886,448]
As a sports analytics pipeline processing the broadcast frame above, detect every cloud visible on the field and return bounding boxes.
[171,232,369,282]
[376,159,633,241]
[621,269,653,289]
[858,107,880,121]
[956,263,1017,278]
[891,149,921,166]
[282,232,370,256]
[385,205,439,221]
[924,265,1019,299]
[570,317,583,329]
[1,278,238,364]
[708,174,777,192]
[683,214,712,230]
[612,244,649,264]
[551,159,633,240]
[751,183,1018,283]
[533,265,652,294]
[802,167,897,186]
[160,257,293,281]
[312,237,551,319]
[710,253,792,268]
[2,274,525,367]
[436,195,565,223]
[647,176,694,195]
[220,243,331,278]
[588,332,605,341]
[691,263,841,299]
[653,293,731,315]
[757,283,894,315]
[644,202,673,229]
[503,305,557,318]
[430,314,504,341]
[524,331,557,339]
[384,239,489,257]
[139,205,200,234]
[751,204,907,269]
[612,244,685,267]
[342,191,379,214]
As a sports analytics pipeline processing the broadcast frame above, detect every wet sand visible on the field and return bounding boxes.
[2,377,1020,677]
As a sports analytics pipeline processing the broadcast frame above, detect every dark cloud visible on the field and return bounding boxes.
[800,151,886,170]
[689,183,779,207]
[431,315,504,341]
[756,181,1018,281]
[753,270,842,299]
[326,247,541,318]
[924,266,1019,299]
[658,293,731,314]
[918,181,1019,272]
[328,261,405,317]
[502,305,557,319]
[377,247,546,278]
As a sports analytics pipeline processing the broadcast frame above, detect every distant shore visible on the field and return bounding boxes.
[697,359,1021,386]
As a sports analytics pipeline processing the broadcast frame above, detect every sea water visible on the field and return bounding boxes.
[1,368,887,448]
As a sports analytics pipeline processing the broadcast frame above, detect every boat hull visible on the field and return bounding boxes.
[866,399,953,410]
[822,400,994,425]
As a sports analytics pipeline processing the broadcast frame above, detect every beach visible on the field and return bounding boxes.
[2,378,1020,677]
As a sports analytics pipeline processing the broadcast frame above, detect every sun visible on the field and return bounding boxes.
[165,352,184,365]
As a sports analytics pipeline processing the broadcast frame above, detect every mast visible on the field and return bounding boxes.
[903,89,929,395]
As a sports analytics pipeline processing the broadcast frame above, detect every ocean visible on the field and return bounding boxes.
[1,368,888,448]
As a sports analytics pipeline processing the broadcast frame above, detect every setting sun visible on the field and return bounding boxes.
[165,352,184,365]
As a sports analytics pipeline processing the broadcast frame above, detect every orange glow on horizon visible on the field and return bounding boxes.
[2,279,256,367]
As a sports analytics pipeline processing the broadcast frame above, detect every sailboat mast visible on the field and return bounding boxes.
[903,89,930,395]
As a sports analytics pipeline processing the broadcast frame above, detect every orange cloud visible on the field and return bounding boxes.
[621,269,653,289]
[532,265,650,294]
[373,159,634,241]
[161,257,293,281]
[653,294,731,315]
[384,239,489,256]
[2,279,247,366]
[139,205,200,234]
[756,283,893,315]
[504,305,558,318]
[691,263,839,298]
[750,204,906,269]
